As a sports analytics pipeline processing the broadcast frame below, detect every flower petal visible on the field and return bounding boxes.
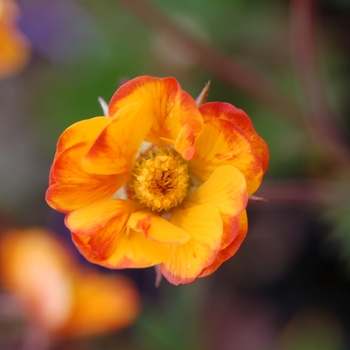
[66,200,135,261]
[0,228,73,331]
[185,165,248,217]
[82,103,153,175]
[55,117,111,157]
[200,102,269,172]
[108,76,203,157]
[190,118,264,194]
[160,204,223,285]
[174,124,196,160]
[60,272,140,338]
[69,201,171,269]
[101,229,171,269]
[220,213,239,250]
[199,210,248,278]
[185,165,246,252]
[0,0,31,79]
[46,142,125,213]
[128,211,191,245]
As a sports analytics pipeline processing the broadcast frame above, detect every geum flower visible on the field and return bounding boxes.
[46,76,269,285]
[0,228,140,338]
[0,0,31,79]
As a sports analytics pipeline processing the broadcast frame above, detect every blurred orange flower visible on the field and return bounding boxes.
[0,0,31,79]
[0,228,141,338]
[46,76,269,285]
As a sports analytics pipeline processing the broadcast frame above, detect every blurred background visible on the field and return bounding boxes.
[1,0,350,349]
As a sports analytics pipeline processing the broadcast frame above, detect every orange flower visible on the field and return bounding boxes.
[0,0,30,79]
[0,228,141,338]
[46,76,269,285]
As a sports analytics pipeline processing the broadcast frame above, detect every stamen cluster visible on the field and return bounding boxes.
[132,149,190,212]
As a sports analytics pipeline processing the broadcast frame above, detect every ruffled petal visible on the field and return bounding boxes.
[66,200,135,261]
[200,102,269,172]
[199,210,248,278]
[190,118,264,194]
[82,103,153,175]
[128,211,191,245]
[108,76,203,159]
[185,165,248,217]
[174,124,196,160]
[55,117,111,157]
[71,234,103,266]
[159,204,223,285]
[220,213,239,250]
[46,142,125,213]
[70,201,171,269]
[101,229,171,269]
[185,165,246,252]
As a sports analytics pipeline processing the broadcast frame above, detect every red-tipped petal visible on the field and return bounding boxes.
[128,211,190,245]
[190,118,264,195]
[82,103,153,175]
[200,102,269,173]
[160,204,223,285]
[108,76,203,151]
[199,210,248,278]
[66,200,135,261]
[46,142,125,213]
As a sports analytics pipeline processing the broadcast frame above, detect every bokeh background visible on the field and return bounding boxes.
[1,0,350,349]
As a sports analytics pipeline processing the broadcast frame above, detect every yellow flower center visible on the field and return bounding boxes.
[132,149,189,212]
